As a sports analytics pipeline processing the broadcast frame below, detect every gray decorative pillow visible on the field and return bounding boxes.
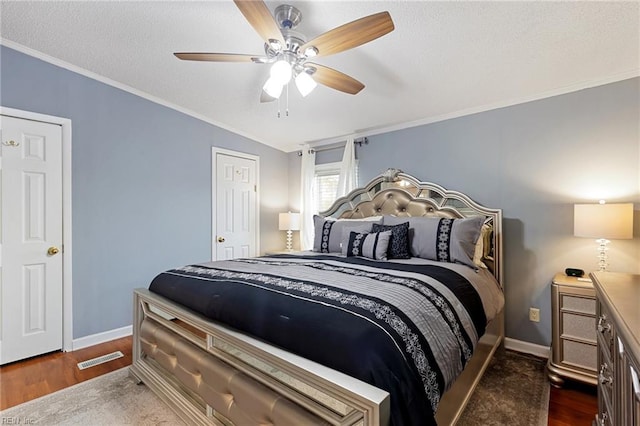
[345,230,392,260]
[371,222,410,259]
[313,215,381,253]
[384,215,484,268]
[341,225,373,255]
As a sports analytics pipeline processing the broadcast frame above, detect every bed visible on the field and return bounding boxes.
[130,169,504,426]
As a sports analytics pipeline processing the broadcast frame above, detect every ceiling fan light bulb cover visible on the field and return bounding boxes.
[263,77,283,99]
[270,60,293,84]
[295,72,317,97]
[303,46,318,58]
[268,39,283,52]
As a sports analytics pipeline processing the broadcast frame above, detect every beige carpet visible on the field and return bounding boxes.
[1,350,549,425]
[0,368,182,425]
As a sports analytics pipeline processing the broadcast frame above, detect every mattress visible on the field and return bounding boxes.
[148,253,504,426]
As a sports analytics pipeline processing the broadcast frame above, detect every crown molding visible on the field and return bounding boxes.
[305,69,640,151]
[0,38,284,152]
[4,38,637,154]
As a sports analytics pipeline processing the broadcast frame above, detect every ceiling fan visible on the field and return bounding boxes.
[174,0,395,103]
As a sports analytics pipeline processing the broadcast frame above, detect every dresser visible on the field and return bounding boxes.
[547,273,598,387]
[591,272,640,426]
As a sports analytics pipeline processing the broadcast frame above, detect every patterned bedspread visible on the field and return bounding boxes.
[148,254,501,426]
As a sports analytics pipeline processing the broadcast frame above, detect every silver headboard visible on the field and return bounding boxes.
[320,169,503,286]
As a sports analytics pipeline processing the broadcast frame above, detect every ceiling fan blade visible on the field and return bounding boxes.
[260,90,276,103]
[306,63,365,95]
[234,0,285,47]
[300,11,394,57]
[174,52,264,62]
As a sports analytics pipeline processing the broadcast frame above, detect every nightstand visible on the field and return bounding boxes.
[546,272,598,387]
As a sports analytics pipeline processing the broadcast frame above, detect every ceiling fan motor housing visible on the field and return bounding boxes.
[275,4,302,30]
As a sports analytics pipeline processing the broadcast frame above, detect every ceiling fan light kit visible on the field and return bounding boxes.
[263,77,284,99]
[174,1,395,115]
[295,71,317,97]
[270,59,293,85]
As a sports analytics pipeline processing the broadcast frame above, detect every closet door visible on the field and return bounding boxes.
[1,115,63,364]
[212,149,259,260]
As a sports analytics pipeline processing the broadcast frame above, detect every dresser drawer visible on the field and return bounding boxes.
[561,294,596,314]
[561,312,596,342]
[562,340,597,371]
[596,303,615,362]
[597,361,615,426]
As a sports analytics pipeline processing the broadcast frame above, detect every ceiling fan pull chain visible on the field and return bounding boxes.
[277,94,281,118]
[286,83,290,117]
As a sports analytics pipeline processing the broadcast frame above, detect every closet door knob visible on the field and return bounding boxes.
[217,237,226,243]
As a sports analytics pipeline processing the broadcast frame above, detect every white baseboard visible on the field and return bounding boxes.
[504,337,550,359]
[71,325,132,351]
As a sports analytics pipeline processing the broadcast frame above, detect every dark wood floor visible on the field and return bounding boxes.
[1,337,597,424]
[548,380,598,426]
[0,336,132,410]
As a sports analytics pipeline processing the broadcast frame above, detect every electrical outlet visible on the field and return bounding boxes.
[529,307,540,322]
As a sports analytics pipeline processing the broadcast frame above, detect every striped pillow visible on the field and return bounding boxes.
[344,230,392,261]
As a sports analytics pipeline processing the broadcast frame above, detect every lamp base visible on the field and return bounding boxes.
[285,230,293,252]
[596,238,610,272]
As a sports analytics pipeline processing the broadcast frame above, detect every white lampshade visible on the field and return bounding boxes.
[574,203,634,240]
[279,212,300,231]
[263,77,284,99]
[270,60,292,85]
[295,72,317,97]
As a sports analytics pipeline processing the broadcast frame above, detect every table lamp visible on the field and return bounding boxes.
[279,211,300,252]
[574,201,633,271]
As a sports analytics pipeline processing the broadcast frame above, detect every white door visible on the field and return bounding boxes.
[213,150,258,260]
[0,115,63,365]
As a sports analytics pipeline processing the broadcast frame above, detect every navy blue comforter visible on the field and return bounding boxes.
[149,254,487,426]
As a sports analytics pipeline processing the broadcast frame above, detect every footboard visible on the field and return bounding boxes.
[130,288,390,426]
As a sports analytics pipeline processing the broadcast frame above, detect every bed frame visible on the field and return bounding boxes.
[130,169,504,426]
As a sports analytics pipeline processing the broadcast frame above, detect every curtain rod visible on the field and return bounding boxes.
[296,137,368,156]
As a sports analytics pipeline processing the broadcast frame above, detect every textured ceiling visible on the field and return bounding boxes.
[1,1,638,152]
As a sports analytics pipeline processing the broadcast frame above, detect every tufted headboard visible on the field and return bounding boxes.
[320,169,503,286]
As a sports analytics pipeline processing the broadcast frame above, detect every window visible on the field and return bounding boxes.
[314,162,358,213]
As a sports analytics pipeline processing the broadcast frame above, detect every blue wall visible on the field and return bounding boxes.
[1,46,290,339]
[290,78,640,347]
[358,78,640,346]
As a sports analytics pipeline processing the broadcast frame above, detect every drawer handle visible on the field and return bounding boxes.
[597,315,611,333]
[631,364,640,403]
[598,412,608,426]
[599,364,613,386]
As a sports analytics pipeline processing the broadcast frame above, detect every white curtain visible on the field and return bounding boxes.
[336,137,356,198]
[300,145,316,250]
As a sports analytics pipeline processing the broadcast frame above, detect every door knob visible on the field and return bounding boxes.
[48,246,60,256]
[217,237,225,243]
